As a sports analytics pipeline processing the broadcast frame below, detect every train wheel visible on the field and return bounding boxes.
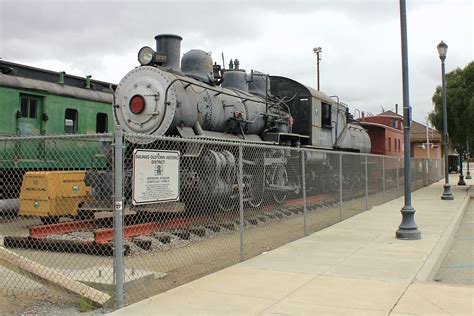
[247,193,264,208]
[271,165,288,204]
[217,199,236,212]
[244,172,264,208]
[40,216,60,225]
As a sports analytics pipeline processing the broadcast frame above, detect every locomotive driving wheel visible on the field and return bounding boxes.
[244,173,264,208]
[270,164,289,204]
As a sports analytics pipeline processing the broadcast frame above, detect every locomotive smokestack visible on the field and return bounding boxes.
[155,34,182,71]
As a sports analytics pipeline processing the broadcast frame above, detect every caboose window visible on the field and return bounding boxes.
[96,113,108,133]
[391,119,397,128]
[65,109,78,133]
[19,95,39,118]
[321,102,332,128]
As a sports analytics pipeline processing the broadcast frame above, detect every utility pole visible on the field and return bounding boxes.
[313,47,322,91]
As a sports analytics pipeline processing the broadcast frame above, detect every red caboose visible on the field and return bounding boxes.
[359,113,404,157]
[359,113,404,180]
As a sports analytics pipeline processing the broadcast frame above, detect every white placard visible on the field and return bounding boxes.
[132,149,180,205]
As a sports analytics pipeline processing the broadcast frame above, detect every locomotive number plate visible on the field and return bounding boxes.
[132,149,180,205]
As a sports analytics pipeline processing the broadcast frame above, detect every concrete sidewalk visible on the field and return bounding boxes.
[110,176,474,315]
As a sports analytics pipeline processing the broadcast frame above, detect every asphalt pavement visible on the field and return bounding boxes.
[434,191,474,285]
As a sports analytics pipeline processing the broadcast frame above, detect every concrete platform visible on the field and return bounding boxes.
[110,176,474,315]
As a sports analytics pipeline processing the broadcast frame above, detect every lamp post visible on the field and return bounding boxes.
[438,41,454,200]
[467,140,471,179]
[458,146,466,185]
[313,47,322,91]
[396,0,421,240]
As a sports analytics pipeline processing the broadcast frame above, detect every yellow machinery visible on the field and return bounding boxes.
[19,171,93,223]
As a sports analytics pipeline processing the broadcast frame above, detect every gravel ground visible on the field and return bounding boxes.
[0,179,431,314]
[0,291,109,315]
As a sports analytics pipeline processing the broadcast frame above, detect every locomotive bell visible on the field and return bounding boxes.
[181,49,214,84]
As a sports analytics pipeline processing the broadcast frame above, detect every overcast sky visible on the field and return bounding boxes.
[0,0,472,123]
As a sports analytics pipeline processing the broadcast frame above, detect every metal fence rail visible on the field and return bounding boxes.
[0,131,444,310]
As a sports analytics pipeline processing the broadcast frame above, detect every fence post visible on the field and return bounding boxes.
[113,125,125,309]
[382,157,385,202]
[302,150,307,236]
[365,155,368,210]
[339,153,343,222]
[238,144,244,262]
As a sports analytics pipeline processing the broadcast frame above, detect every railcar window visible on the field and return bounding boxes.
[96,113,108,133]
[65,109,78,133]
[19,96,39,118]
[20,98,28,117]
[321,102,332,128]
[29,100,37,118]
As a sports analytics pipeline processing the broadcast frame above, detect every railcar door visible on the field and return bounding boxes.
[15,94,45,163]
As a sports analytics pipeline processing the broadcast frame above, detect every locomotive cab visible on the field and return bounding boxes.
[270,76,370,153]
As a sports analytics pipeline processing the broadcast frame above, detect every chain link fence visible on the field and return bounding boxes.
[0,130,444,310]
[0,133,115,310]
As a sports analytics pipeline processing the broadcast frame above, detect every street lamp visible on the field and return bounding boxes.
[467,140,472,179]
[437,40,454,200]
[313,47,322,91]
[458,146,466,185]
[396,0,421,240]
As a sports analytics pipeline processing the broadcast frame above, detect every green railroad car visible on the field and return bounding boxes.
[0,60,115,198]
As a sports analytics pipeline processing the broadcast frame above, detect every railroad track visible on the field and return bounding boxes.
[3,191,372,256]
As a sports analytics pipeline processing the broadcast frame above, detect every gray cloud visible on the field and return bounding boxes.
[1,0,472,123]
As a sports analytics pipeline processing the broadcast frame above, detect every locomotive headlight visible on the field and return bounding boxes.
[130,95,146,114]
[138,46,155,65]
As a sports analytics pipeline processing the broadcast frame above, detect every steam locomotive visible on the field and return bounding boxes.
[90,34,371,211]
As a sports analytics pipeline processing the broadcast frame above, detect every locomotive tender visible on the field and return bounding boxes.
[95,34,372,210]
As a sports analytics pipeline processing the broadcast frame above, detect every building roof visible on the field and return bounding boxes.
[379,110,400,117]
[377,110,441,142]
[0,60,116,93]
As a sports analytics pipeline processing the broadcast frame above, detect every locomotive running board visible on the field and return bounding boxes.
[267,184,299,192]
[177,126,273,145]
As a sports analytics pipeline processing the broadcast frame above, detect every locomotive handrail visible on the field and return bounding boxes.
[163,77,286,111]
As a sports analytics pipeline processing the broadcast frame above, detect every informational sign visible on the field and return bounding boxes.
[132,149,180,205]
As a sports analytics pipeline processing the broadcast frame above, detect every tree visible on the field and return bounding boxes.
[429,61,474,154]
